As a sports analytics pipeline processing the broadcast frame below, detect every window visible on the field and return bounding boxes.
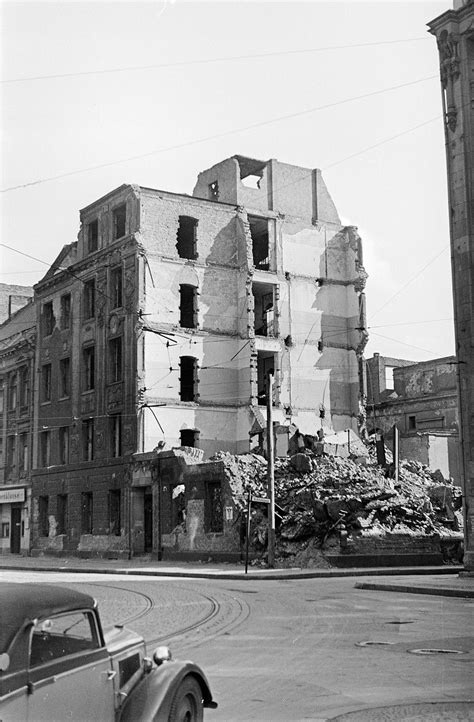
[179,356,198,401]
[113,204,126,239]
[249,216,269,270]
[206,481,223,533]
[108,337,122,383]
[83,419,94,461]
[42,301,55,336]
[176,216,198,260]
[110,414,122,457]
[180,429,198,448]
[87,219,99,253]
[179,284,197,328]
[38,496,49,537]
[8,373,18,410]
[40,430,51,467]
[408,415,417,430]
[257,351,277,406]
[57,494,68,535]
[41,364,52,403]
[109,490,121,536]
[21,432,28,471]
[0,379,4,413]
[60,294,71,329]
[6,435,16,475]
[110,267,123,308]
[20,366,29,407]
[59,357,71,398]
[83,346,95,391]
[83,279,95,320]
[30,611,99,667]
[252,283,276,337]
[81,492,93,533]
[59,426,69,465]
[208,181,219,201]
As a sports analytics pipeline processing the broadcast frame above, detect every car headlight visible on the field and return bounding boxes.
[153,646,172,666]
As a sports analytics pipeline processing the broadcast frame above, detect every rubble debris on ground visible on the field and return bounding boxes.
[211,445,463,567]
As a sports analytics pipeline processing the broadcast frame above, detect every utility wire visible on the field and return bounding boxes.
[1,37,430,85]
[1,75,436,193]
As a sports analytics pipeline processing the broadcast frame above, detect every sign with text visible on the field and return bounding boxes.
[0,488,25,504]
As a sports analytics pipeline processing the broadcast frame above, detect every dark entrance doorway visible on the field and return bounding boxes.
[10,505,21,554]
[144,488,153,553]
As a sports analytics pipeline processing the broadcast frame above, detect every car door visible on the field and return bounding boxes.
[26,610,116,722]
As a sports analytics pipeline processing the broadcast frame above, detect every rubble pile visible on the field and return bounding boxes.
[212,448,463,566]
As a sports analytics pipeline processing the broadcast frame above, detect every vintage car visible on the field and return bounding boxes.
[0,582,217,721]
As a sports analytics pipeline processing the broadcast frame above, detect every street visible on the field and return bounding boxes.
[1,570,472,720]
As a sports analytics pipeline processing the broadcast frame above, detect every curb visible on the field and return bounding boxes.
[354,581,474,598]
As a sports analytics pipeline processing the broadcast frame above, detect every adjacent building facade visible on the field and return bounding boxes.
[428,0,474,571]
[1,155,368,558]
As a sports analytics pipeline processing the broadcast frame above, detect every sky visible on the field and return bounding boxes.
[1,0,454,363]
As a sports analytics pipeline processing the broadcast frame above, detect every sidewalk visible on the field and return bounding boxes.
[0,554,472,596]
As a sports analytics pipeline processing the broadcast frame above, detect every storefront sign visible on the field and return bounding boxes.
[0,488,25,504]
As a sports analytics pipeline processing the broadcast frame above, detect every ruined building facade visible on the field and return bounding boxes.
[2,156,367,558]
[429,0,474,571]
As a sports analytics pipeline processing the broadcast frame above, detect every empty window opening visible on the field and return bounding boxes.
[21,433,28,471]
[113,204,126,240]
[241,174,262,189]
[110,267,123,308]
[59,426,70,465]
[57,494,68,535]
[253,283,276,337]
[208,181,219,201]
[40,430,51,467]
[257,351,277,406]
[385,366,395,389]
[81,492,93,534]
[206,481,223,533]
[109,490,121,535]
[87,219,99,253]
[6,435,16,476]
[83,279,95,320]
[83,418,94,461]
[42,301,55,336]
[176,216,198,260]
[249,216,270,270]
[180,429,199,448]
[179,285,198,328]
[60,294,71,330]
[110,414,122,457]
[108,337,123,383]
[179,356,198,401]
[408,415,417,430]
[83,346,95,391]
[42,364,52,403]
[60,357,71,398]
[39,496,49,537]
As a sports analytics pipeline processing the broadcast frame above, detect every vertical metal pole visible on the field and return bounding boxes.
[267,372,275,568]
[393,426,399,484]
[245,492,251,575]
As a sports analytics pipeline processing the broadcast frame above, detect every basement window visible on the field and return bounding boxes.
[179,356,198,402]
[253,282,276,337]
[176,216,198,260]
[113,205,127,240]
[256,351,277,406]
[249,216,270,270]
[179,284,198,328]
[180,429,199,448]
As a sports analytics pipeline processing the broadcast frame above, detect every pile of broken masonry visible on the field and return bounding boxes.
[212,445,463,567]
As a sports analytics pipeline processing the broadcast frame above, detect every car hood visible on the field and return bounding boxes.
[103,625,144,656]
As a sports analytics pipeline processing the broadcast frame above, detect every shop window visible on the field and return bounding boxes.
[113,204,126,240]
[59,357,71,398]
[179,285,197,328]
[83,279,95,320]
[110,414,122,458]
[108,337,122,383]
[87,219,98,253]
[180,429,199,448]
[81,492,93,534]
[109,490,121,536]
[41,364,52,403]
[83,346,95,391]
[60,293,71,329]
[205,481,223,533]
[179,356,198,401]
[176,216,198,260]
[57,494,68,535]
[42,301,55,336]
[38,496,49,537]
[82,419,94,461]
[59,426,70,465]
[40,430,51,467]
[249,216,270,270]
[110,266,123,308]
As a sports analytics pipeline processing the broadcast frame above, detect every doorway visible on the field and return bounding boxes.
[10,505,21,554]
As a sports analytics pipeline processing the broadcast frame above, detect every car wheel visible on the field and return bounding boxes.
[168,677,204,722]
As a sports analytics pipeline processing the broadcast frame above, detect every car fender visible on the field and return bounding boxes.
[118,660,216,721]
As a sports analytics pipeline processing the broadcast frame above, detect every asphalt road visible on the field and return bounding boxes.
[2,570,473,721]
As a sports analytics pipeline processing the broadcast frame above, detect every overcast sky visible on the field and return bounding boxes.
[1,0,453,363]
